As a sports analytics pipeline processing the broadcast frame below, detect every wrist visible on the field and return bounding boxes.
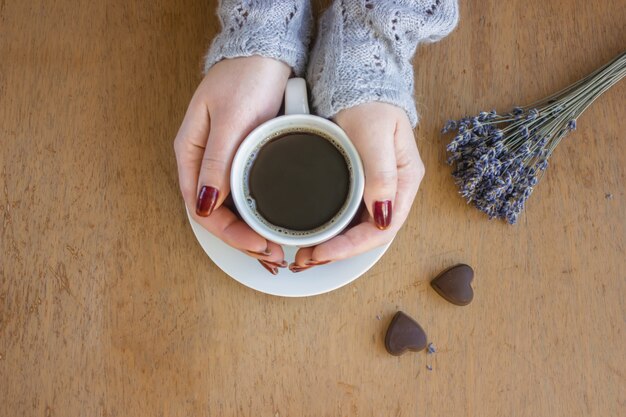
[205,1,312,76]
[243,56,292,78]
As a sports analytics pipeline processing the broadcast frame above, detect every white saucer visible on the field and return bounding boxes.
[186,211,391,297]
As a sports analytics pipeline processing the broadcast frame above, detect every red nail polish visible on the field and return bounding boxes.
[266,260,288,268]
[196,186,219,217]
[258,260,278,275]
[289,263,312,273]
[305,260,331,266]
[373,200,392,230]
[246,248,272,257]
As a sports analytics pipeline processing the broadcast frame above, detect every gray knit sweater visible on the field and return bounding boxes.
[205,0,459,127]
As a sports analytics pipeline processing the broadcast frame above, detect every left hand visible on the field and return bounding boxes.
[173,57,292,273]
[289,102,425,272]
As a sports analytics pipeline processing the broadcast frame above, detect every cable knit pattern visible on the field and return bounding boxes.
[307,0,459,126]
[204,0,313,76]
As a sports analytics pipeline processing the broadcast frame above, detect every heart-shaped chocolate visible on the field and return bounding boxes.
[431,264,474,306]
[384,311,428,356]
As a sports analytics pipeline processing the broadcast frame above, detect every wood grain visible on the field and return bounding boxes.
[1,0,625,416]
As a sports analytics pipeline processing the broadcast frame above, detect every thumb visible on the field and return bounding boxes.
[339,116,397,230]
[195,116,243,217]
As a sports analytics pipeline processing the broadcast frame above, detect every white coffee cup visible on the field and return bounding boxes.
[230,78,364,247]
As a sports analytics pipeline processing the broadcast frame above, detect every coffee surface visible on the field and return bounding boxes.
[248,132,350,231]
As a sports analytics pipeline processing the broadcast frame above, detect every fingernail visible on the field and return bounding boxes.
[373,200,392,230]
[304,259,331,266]
[265,260,288,268]
[196,186,219,217]
[258,260,279,275]
[246,248,272,257]
[289,263,312,273]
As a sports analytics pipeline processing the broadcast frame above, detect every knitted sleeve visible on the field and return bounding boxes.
[204,0,313,76]
[307,0,459,126]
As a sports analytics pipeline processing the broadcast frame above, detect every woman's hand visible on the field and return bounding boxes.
[174,56,290,273]
[290,103,424,272]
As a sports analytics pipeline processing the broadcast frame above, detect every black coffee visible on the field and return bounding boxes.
[248,132,350,231]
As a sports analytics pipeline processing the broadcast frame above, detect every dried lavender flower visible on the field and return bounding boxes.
[442,51,626,224]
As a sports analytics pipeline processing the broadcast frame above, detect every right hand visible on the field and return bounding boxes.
[174,56,290,273]
[290,103,424,271]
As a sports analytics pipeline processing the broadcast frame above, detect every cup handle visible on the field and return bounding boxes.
[284,78,310,115]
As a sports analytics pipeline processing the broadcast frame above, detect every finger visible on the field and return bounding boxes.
[264,241,286,264]
[173,95,211,211]
[290,246,334,272]
[293,246,314,266]
[310,221,397,262]
[290,247,313,272]
[394,115,424,208]
[245,240,286,265]
[249,239,288,275]
[290,204,368,268]
[294,203,367,270]
[337,106,398,230]
[245,238,288,276]
[191,205,277,257]
[308,118,422,263]
[193,113,238,217]
[201,184,284,263]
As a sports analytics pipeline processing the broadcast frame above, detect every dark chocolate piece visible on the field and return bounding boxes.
[384,311,428,356]
[430,264,474,306]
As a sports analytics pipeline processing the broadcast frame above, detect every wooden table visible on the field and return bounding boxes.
[1,1,624,415]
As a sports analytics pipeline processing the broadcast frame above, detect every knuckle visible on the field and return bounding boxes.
[179,182,197,202]
[200,154,228,175]
[173,137,183,155]
[370,168,397,188]
[414,161,425,181]
[343,232,361,251]
[403,156,425,182]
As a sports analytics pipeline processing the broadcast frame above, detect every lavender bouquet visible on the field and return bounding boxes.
[442,51,626,224]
